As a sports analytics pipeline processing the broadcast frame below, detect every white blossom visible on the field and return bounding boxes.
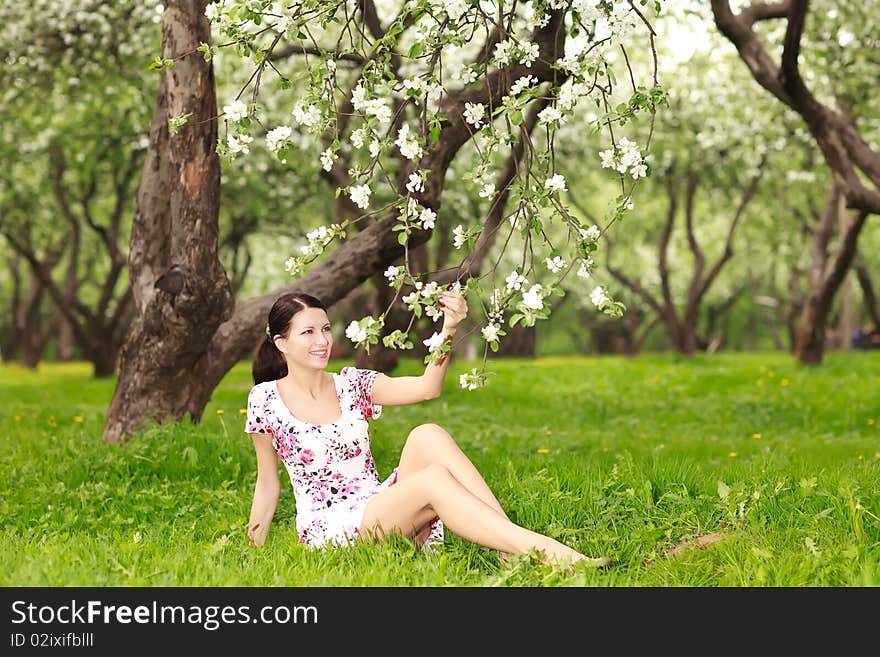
[223,99,248,121]
[320,147,336,172]
[265,125,292,152]
[509,75,536,96]
[406,172,424,193]
[350,128,366,149]
[545,256,565,273]
[591,285,611,308]
[423,331,446,353]
[292,103,321,127]
[453,225,466,249]
[345,320,368,343]
[521,284,544,311]
[544,174,567,193]
[226,133,252,155]
[419,207,437,230]
[580,225,601,242]
[520,41,540,67]
[395,124,422,160]
[463,102,485,127]
[349,184,371,210]
[481,323,500,342]
[505,271,527,291]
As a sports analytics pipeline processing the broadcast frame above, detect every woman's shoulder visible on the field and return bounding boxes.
[247,380,275,402]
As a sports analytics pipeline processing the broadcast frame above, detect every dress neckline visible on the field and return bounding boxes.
[273,372,343,427]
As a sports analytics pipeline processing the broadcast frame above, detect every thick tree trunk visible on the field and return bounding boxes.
[104,1,233,442]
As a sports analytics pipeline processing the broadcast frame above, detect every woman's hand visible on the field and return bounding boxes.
[439,289,468,333]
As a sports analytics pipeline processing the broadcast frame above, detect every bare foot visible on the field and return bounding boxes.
[576,556,613,569]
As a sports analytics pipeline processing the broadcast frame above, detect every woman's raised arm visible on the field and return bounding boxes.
[247,432,281,547]
[371,289,468,406]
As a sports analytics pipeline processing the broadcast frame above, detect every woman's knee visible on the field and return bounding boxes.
[406,423,452,448]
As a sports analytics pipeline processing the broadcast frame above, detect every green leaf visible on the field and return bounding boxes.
[717,480,731,501]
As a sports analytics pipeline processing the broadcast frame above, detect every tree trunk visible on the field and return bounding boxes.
[18,270,49,368]
[853,256,879,328]
[104,0,234,442]
[793,186,869,364]
[1,252,22,361]
[496,325,536,357]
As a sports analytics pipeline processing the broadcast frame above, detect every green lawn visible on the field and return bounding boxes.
[1,351,878,586]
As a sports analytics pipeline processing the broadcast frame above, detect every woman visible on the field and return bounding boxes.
[244,289,611,568]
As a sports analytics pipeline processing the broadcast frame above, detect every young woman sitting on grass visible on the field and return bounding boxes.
[244,290,611,569]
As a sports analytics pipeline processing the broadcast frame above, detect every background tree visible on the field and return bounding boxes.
[0,1,160,375]
[710,0,879,363]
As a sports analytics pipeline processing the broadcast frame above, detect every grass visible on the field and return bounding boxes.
[1,351,878,586]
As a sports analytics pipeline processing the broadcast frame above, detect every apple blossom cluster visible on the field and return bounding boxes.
[599,137,649,180]
[283,222,347,276]
[201,0,661,388]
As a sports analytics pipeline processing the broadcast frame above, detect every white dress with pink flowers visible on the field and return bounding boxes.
[245,366,444,550]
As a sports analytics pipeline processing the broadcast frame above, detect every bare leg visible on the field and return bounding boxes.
[361,464,611,568]
[396,423,510,559]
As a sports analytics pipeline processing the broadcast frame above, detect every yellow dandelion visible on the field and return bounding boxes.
[73,416,84,423]
[755,379,764,387]
[868,418,876,426]
[728,451,738,458]
[216,409,225,415]
[874,452,880,460]
[767,371,775,378]
[239,408,247,415]
[752,433,762,440]
[857,454,864,461]
[545,429,552,436]
[781,378,789,386]
[602,446,610,453]
[14,415,20,422]
[536,448,550,454]
[41,431,47,437]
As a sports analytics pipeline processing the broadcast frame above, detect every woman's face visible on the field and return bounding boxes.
[274,307,332,370]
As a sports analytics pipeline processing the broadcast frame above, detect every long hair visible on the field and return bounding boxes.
[252,293,327,384]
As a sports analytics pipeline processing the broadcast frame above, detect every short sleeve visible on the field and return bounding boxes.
[344,367,382,421]
[244,384,270,434]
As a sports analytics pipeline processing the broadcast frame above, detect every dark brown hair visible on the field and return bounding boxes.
[252,293,327,384]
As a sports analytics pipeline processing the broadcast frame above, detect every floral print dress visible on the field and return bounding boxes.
[245,366,443,550]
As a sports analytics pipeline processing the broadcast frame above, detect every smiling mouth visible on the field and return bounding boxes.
[310,351,328,357]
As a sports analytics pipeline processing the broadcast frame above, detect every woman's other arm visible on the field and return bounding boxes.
[247,432,281,547]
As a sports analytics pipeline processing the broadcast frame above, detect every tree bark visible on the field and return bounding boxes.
[793,184,869,363]
[104,0,233,442]
[1,251,22,361]
[853,255,879,327]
